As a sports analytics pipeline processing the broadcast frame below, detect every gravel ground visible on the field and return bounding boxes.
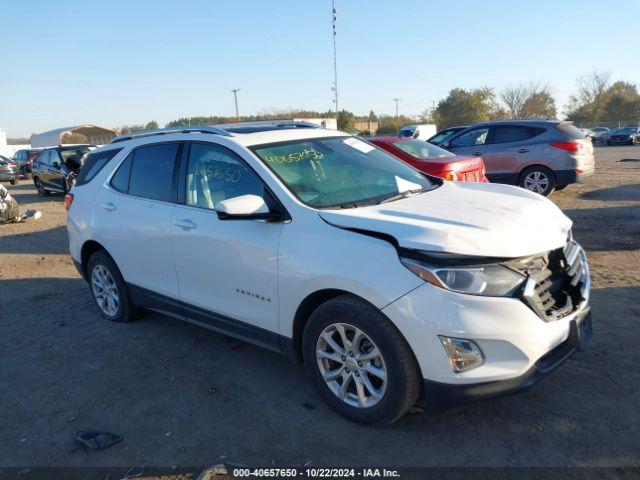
[0,146,639,470]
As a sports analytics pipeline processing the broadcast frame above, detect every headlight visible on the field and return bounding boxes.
[400,257,525,296]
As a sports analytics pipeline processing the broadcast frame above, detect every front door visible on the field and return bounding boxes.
[448,126,490,159]
[170,142,282,337]
[483,125,543,183]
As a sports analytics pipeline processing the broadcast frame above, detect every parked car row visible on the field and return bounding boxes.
[65,121,592,425]
[578,126,640,145]
[426,119,595,196]
[31,144,95,195]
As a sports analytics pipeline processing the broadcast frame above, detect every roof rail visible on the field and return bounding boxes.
[215,120,322,133]
[110,126,231,144]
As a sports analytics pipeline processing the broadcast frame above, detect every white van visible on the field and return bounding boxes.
[398,124,437,140]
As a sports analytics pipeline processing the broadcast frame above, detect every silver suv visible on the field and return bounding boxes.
[443,120,595,196]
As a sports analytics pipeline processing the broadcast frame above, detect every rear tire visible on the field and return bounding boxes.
[302,294,421,425]
[87,250,137,323]
[518,166,556,197]
[9,179,16,185]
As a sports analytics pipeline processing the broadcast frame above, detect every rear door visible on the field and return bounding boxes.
[447,126,490,158]
[37,151,53,187]
[483,125,545,183]
[95,142,182,299]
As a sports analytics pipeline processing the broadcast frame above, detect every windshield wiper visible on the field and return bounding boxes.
[377,188,424,205]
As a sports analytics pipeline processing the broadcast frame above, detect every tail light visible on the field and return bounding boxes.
[551,141,582,153]
[64,193,74,211]
[442,171,461,181]
[9,161,17,168]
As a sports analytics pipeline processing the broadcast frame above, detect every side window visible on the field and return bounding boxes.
[76,148,123,187]
[110,153,133,193]
[50,150,62,166]
[39,151,50,165]
[128,143,179,202]
[492,126,544,144]
[185,143,265,210]
[451,128,489,148]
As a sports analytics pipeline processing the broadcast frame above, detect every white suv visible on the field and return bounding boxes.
[67,122,592,425]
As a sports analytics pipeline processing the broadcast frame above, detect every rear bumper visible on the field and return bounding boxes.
[423,309,592,410]
[555,168,593,185]
[0,173,17,181]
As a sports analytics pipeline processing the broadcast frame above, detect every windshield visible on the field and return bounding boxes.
[252,136,437,209]
[614,127,636,134]
[392,139,454,160]
[398,127,415,138]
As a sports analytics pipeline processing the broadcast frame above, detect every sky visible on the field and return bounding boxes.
[1,0,639,137]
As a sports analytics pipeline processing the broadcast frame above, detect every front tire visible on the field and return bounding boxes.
[87,251,136,323]
[302,295,421,425]
[34,177,50,196]
[519,166,556,196]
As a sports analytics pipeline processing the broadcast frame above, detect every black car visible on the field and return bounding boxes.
[32,145,95,195]
[427,126,469,147]
[12,148,42,176]
[606,126,640,145]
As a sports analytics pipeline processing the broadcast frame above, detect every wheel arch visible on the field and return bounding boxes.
[289,289,359,363]
[518,163,557,184]
[80,240,110,277]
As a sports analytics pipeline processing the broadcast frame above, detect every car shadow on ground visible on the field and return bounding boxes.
[564,205,640,252]
[6,182,64,205]
[579,184,640,202]
[0,225,69,254]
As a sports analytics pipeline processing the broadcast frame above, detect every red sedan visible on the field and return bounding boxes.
[369,137,488,182]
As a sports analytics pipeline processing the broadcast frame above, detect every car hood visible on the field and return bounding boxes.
[318,181,572,258]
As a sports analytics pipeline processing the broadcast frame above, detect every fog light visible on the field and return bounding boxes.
[438,336,484,373]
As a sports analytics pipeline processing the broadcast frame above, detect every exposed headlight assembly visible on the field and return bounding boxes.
[400,256,525,297]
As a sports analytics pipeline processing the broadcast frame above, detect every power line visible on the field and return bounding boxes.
[231,88,241,118]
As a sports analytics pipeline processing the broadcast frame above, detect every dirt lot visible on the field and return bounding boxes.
[1,146,639,470]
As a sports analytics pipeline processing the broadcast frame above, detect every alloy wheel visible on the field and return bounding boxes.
[524,171,549,194]
[316,323,388,408]
[91,264,119,317]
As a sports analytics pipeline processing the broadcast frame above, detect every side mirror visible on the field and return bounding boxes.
[52,161,60,169]
[215,194,282,221]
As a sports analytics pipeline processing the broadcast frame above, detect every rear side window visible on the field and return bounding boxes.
[556,122,586,139]
[128,143,179,202]
[76,148,123,187]
[110,154,133,193]
[492,126,545,144]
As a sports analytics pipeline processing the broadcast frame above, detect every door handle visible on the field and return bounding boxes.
[100,202,116,212]
[473,152,483,156]
[517,148,530,153]
[174,219,197,230]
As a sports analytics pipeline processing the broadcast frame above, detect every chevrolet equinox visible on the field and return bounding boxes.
[67,122,592,425]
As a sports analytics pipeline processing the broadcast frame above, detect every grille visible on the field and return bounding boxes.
[510,241,587,322]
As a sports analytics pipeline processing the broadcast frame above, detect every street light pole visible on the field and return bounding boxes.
[331,0,339,126]
[393,98,401,118]
[231,88,241,119]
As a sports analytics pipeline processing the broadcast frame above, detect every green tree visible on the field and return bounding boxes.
[433,88,497,129]
[337,110,356,132]
[145,120,160,130]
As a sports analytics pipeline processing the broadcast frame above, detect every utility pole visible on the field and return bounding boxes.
[231,88,241,119]
[393,98,401,118]
[331,0,339,126]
